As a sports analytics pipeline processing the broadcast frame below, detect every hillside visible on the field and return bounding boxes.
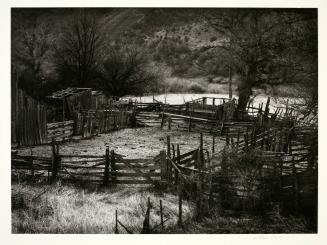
[11,8,315,99]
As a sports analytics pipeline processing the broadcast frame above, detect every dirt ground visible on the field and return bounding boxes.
[17,127,225,159]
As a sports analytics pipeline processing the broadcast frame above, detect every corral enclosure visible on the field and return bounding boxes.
[11,7,318,234]
[12,87,318,233]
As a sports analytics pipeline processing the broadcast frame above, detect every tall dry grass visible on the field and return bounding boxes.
[12,181,193,234]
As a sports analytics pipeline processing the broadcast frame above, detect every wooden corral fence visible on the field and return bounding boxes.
[156,127,317,217]
[135,110,257,136]
[134,97,237,121]
[11,70,47,146]
[133,96,295,137]
[47,120,74,143]
[184,97,236,121]
[74,109,132,138]
[12,143,161,185]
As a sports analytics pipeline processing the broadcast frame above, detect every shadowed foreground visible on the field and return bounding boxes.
[12,181,314,234]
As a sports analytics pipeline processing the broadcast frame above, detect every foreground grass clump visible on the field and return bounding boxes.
[12,181,193,234]
[12,180,315,234]
[165,212,311,234]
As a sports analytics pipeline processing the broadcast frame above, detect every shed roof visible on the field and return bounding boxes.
[91,90,104,96]
[47,87,91,99]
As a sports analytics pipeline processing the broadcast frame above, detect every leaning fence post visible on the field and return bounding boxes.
[178,181,183,227]
[115,209,119,234]
[142,197,151,234]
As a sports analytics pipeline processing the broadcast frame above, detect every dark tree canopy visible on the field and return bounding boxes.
[98,46,158,97]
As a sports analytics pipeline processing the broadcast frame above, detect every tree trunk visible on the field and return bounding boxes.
[237,82,252,111]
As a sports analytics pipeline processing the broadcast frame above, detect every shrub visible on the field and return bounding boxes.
[188,82,207,93]
[218,147,266,212]
[210,36,217,42]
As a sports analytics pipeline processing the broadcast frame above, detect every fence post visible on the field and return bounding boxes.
[103,146,110,186]
[226,129,230,146]
[237,129,240,148]
[212,135,215,154]
[244,133,248,152]
[167,136,171,180]
[141,197,151,234]
[188,118,192,132]
[261,135,265,150]
[51,138,59,182]
[160,113,165,128]
[90,113,94,135]
[172,144,175,159]
[208,168,213,209]
[30,159,34,177]
[160,200,164,229]
[177,181,183,227]
[282,129,288,153]
[115,209,119,234]
[292,156,299,214]
[220,119,225,136]
[160,150,167,181]
[168,116,172,130]
[264,97,271,120]
[110,150,116,184]
[83,116,87,138]
[195,149,202,221]
[200,133,204,167]
[175,144,180,185]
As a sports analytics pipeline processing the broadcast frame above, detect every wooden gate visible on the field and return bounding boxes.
[12,146,162,186]
[111,154,161,185]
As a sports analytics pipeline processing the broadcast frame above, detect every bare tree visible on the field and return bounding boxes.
[98,46,158,97]
[205,9,317,111]
[11,10,55,98]
[54,10,103,87]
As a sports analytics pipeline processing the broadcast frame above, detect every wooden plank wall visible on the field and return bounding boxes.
[11,70,47,146]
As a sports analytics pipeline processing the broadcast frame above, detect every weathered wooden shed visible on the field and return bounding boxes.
[47,87,93,121]
[91,90,116,110]
[11,69,48,146]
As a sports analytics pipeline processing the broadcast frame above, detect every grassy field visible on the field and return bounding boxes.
[12,180,313,234]
[12,181,193,234]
